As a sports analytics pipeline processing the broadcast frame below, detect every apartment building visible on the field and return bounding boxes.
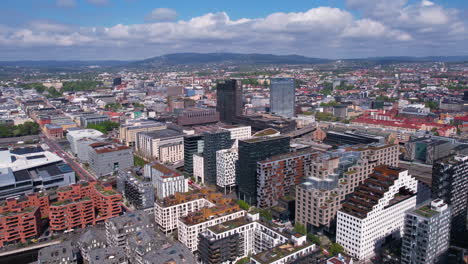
[89,247,129,264]
[119,120,166,147]
[105,211,154,248]
[88,142,133,177]
[198,212,289,263]
[336,166,418,260]
[135,129,184,163]
[193,153,205,183]
[296,143,399,233]
[77,229,107,263]
[80,114,110,128]
[117,169,155,210]
[145,163,188,199]
[250,237,319,264]
[431,154,468,244]
[401,199,451,264]
[257,150,317,208]
[50,181,122,232]
[0,206,40,247]
[177,202,245,252]
[216,148,238,189]
[38,241,79,264]
[154,189,218,233]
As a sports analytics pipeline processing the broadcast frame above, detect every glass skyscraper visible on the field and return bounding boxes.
[270,78,295,118]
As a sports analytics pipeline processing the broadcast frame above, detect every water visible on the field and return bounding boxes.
[0,249,38,264]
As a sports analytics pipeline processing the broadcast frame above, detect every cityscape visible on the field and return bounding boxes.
[0,1,467,264]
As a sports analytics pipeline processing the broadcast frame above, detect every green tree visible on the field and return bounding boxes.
[259,209,273,221]
[0,122,40,138]
[329,243,345,256]
[134,155,147,167]
[307,233,321,246]
[86,121,119,134]
[62,81,101,92]
[237,200,250,210]
[425,101,439,111]
[294,223,307,235]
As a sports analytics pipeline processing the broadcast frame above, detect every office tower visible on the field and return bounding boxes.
[216,79,243,124]
[401,199,451,264]
[270,78,295,118]
[236,136,290,205]
[431,155,468,244]
[202,130,233,185]
[184,135,204,175]
[113,77,122,86]
[216,148,238,189]
[336,166,418,260]
[296,143,399,233]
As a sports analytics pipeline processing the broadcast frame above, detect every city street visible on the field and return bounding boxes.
[41,135,96,181]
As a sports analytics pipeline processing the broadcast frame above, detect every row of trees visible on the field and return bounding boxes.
[0,121,40,138]
[21,81,102,98]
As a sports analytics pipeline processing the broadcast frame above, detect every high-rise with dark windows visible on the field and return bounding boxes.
[202,130,234,186]
[216,80,243,124]
[236,136,290,205]
[184,135,204,175]
[270,78,295,118]
[432,154,468,245]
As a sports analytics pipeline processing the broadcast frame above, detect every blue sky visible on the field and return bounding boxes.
[0,0,467,60]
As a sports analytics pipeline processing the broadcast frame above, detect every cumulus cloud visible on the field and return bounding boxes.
[145,8,178,22]
[56,0,77,8]
[86,0,110,6]
[0,2,466,60]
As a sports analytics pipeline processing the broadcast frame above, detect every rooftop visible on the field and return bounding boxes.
[252,242,314,264]
[90,142,131,154]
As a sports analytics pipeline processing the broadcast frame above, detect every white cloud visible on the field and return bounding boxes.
[0,3,466,60]
[145,8,178,22]
[56,0,77,8]
[86,0,110,6]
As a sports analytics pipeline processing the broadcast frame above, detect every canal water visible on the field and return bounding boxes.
[0,249,38,264]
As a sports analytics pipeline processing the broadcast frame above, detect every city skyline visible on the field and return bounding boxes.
[0,0,467,60]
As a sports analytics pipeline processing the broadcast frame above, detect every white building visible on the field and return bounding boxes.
[221,125,251,141]
[155,192,218,231]
[144,163,188,199]
[216,148,238,189]
[193,154,205,183]
[66,129,104,154]
[336,166,418,260]
[250,235,318,264]
[199,212,289,261]
[178,209,245,252]
[136,129,184,164]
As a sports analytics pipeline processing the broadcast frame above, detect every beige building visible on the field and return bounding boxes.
[295,143,399,233]
[119,120,166,147]
[136,129,184,163]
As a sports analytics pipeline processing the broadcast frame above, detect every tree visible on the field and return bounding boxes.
[237,200,250,210]
[259,209,272,221]
[0,122,40,138]
[86,121,119,134]
[425,101,439,111]
[134,155,146,167]
[307,233,321,246]
[329,243,345,256]
[294,222,307,235]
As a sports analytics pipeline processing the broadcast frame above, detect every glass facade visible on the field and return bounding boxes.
[270,78,295,118]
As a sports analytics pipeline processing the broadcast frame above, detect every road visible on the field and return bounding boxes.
[41,135,96,181]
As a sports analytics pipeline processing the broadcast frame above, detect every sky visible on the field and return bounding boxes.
[0,0,467,60]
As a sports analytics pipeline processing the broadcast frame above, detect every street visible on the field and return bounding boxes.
[41,135,96,181]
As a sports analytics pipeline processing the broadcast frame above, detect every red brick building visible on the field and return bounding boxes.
[0,193,50,218]
[50,180,122,232]
[0,207,40,247]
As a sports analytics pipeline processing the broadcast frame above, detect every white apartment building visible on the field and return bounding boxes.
[336,166,418,260]
[216,148,238,189]
[178,209,246,252]
[199,212,289,261]
[250,238,317,264]
[154,196,214,233]
[193,153,205,183]
[144,163,188,199]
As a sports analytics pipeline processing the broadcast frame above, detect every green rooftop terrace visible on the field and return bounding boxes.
[414,205,439,218]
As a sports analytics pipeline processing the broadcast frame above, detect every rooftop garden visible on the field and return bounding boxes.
[414,205,438,218]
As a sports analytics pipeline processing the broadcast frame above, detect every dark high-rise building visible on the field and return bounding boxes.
[184,135,204,175]
[198,233,240,264]
[270,78,295,118]
[432,155,468,245]
[113,77,122,86]
[236,136,290,205]
[216,80,243,124]
[202,130,233,186]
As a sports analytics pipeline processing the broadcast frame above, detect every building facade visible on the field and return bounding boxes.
[135,129,184,163]
[216,148,238,189]
[117,169,155,210]
[270,78,295,118]
[401,199,451,264]
[202,130,233,185]
[296,143,399,233]
[216,79,243,124]
[88,142,134,177]
[183,134,204,175]
[431,154,468,244]
[237,136,291,205]
[336,166,418,260]
[145,163,187,200]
